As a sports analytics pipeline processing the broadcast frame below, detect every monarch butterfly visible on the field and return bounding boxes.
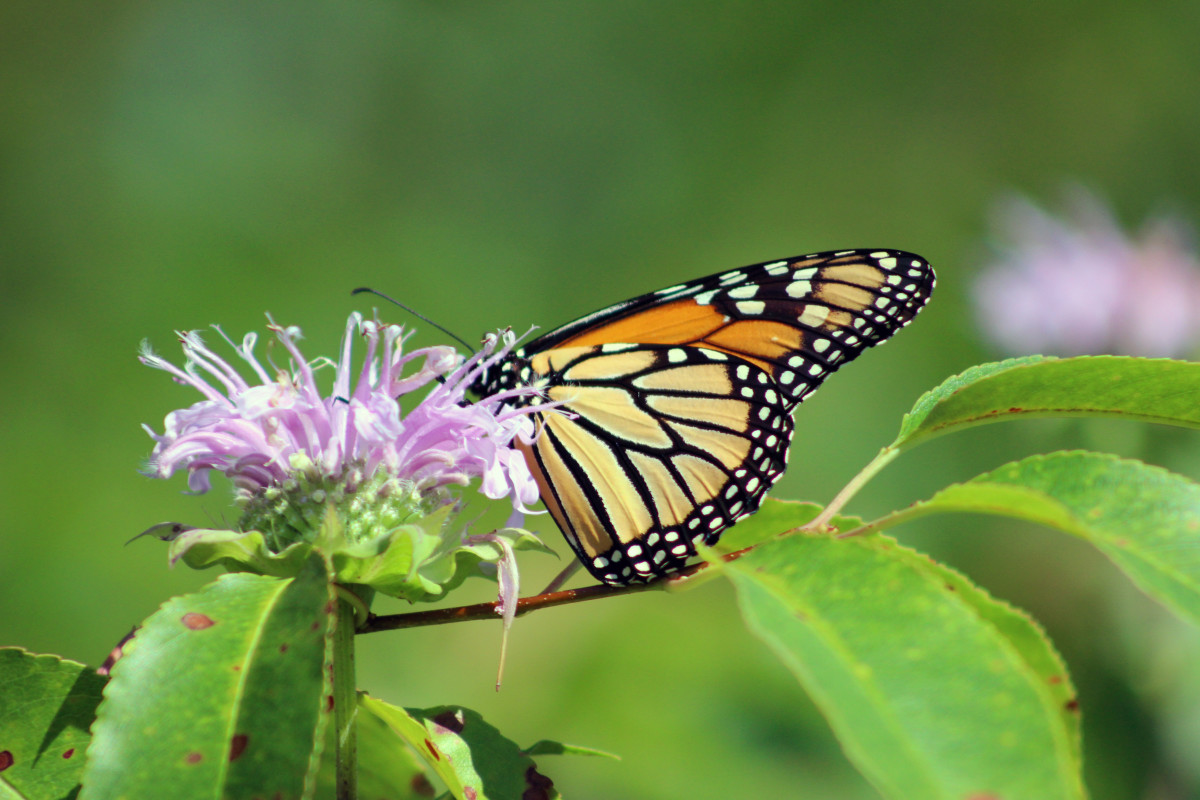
[472,249,934,585]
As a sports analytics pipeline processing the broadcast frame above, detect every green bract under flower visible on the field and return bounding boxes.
[166,513,555,604]
[139,313,558,601]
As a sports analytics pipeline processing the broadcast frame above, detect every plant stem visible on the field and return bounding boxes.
[357,548,761,634]
[333,597,358,800]
[804,445,900,531]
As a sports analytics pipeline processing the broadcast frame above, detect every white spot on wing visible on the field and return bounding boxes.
[799,305,831,327]
[786,280,812,298]
[736,300,765,315]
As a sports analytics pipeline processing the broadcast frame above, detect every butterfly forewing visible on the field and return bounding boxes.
[530,249,934,410]
[473,248,934,585]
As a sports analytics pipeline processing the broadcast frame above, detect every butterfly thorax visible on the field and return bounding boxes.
[470,348,537,404]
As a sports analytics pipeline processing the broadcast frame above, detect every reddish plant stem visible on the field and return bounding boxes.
[356,551,757,634]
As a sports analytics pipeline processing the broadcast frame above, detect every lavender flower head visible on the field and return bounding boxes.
[973,188,1200,357]
[140,313,546,550]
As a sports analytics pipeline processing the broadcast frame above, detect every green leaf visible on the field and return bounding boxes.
[714,513,1083,799]
[521,740,620,760]
[880,451,1200,626]
[359,694,558,800]
[82,555,336,800]
[709,498,860,555]
[314,698,434,800]
[0,648,105,800]
[328,518,441,598]
[894,356,1200,451]
[170,528,315,577]
[416,528,556,595]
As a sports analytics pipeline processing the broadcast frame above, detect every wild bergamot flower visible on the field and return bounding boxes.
[139,312,555,601]
[974,187,1200,358]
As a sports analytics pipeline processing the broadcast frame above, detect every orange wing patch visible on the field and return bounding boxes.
[557,299,728,349]
[701,319,808,371]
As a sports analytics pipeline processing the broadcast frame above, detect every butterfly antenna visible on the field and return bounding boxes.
[351,287,476,353]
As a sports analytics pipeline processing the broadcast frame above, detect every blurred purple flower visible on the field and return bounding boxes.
[141,313,545,516]
[974,189,1200,357]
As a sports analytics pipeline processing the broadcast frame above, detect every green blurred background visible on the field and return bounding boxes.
[4,2,1200,797]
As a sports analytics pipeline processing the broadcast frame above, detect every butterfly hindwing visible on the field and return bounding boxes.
[473,248,935,585]
[516,344,793,583]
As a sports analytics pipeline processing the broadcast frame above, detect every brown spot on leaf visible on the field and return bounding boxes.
[464,788,477,800]
[326,695,335,713]
[1008,407,1023,413]
[0,751,13,771]
[523,765,555,800]
[185,752,204,764]
[410,773,436,797]
[279,643,289,653]
[1048,675,1062,685]
[1065,698,1080,713]
[62,748,75,759]
[424,739,440,760]
[964,794,1002,800]
[229,734,249,761]
[98,627,139,676]
[433,710,465,733]
[325,600,337,615]
[945,584,957,591]
[182,613,215,630]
